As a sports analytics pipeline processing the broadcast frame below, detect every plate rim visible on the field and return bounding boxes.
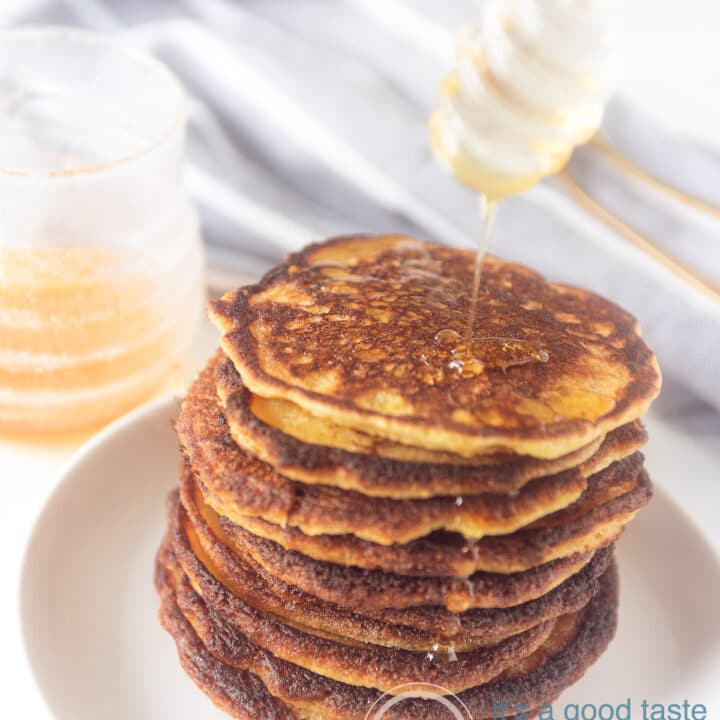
[17,393,720,717]
[18,393,180,720]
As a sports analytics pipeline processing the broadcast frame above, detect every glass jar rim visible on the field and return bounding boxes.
[0,26,187,179]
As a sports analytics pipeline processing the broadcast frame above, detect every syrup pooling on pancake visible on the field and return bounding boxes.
[435,327,550,376]
[210,236,660,459]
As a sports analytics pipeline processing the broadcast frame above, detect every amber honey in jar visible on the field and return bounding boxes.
[0,28,205,433]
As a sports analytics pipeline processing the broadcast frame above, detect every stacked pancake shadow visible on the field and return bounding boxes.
[156,236,661,720]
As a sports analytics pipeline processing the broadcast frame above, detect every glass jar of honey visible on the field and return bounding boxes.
[0,28,205,434]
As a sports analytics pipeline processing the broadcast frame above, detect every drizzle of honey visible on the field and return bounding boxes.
[433,193,549,377]
[467,193,497,347]
[464,578,476,598]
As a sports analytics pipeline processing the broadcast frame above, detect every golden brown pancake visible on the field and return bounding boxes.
[196,461,586,546]
[246,388,602,467]
[171,489,446,651]
[172,486,614,649]
[209,235,661,459]
[216,351,606,485]
[199,453,650,577]
[159,235,654,718]
[213,455,650,577]
[156,543,298,720]
[178,359,645,545]
[173,485,612,651]
[204,515,593,614]
[215,352,647,498]
[177,472,597,614]
[157,538,619,720]
[166,550,557,694]
[530,473,638,531]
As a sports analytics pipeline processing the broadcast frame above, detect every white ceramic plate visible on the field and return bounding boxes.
[21,397,720,719]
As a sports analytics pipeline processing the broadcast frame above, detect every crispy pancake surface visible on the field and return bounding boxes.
[176,464,598,614]
[179,356,646,545]
[173,486,614,647]
[178,357,651,574]
[216,353,647,497]
[157,235,659,719]
[220,462,649,576]
[204,512,593,614]
[157,536,619,720]
[210,236,661,459]
[168,548,556,694]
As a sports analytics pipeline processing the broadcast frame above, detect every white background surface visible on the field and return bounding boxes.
[616,1,720,150]
[1,0,719,717]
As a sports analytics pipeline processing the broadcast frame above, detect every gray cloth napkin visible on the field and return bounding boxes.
[3,0,720,418]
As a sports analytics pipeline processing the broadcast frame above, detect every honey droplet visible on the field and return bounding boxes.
[471,337,550,372]
[449,352,486,378]
[435,330,549,378]
[435,329,487,378]
[464,578,476,598]
[434,328,462,346]
[430,641,459,662]
[461,543,481,563]
[441,613,463,639]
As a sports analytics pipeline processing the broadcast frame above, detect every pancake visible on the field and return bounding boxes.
[215,352,647,498]
[245,388,602,467]
[194,447,641,546]
[203,517,593,613]
[179,359,645,545]
[213,454,649,577]
[217,352,608,487]
[179,476,597,615]
[171,489,447,652]
[209,235,661,459]
[157,539,619,720]
[156,542,297,720]
[167,551,557,694]
[173,485,614,648]
[196,462,586,546]
[529,454,643,529]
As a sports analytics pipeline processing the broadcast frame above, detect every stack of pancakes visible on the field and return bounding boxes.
[156,236,661,720]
